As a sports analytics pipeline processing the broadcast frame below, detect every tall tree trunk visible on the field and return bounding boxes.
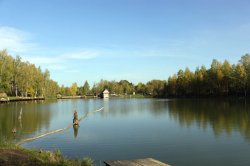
[35,88,37,98]
[15,85,18,97]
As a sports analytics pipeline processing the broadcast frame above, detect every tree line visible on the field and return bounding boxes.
[63,53,250,98]
[0,50,58,98]
[2,49,250,98]
[59,80,137,97]
[166,54,250,97]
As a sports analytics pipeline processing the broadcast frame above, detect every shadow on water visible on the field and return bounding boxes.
[167,98,250,141]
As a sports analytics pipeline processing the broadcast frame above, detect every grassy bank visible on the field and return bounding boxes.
[0,142,93,166]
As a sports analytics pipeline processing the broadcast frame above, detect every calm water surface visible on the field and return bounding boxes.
[0,98,250,166]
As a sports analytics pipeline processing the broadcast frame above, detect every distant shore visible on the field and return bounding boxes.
[0,97,45,103]
[57,94,148,99]
[58,95,97,99]
[0,94,150,103]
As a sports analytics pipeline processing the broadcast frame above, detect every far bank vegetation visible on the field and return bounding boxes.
[1,49,250,98]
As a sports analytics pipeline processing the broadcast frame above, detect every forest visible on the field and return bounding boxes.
[0,49,58,98]
[1,49,250,98]
[64,53,250,98]
[166,54,250,97]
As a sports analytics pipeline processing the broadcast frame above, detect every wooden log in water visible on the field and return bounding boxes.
[16,107,104,146]
[16,128,66,145]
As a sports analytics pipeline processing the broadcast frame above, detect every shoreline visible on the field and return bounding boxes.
[1,95,249,104]
[0,97,45,103]
[0,143,93,166]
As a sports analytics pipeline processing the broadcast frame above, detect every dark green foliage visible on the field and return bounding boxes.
[77,81,90,96]
[81,157,93,166]
[4,49,250,98]
[165,54,250,97]
[59,53,250,98]
[0,50,59,98]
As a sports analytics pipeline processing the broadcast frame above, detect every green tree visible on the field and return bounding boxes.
[239,54,250,96]
[184,67,194,96]
[119,80,134,95]
[146,80,165,97]
[232,64,247,96]
[0,50,12,93]
[194,66,206,96]
[70,82,78,96]
[135,82,146,94]
[166,74,177,96]
[83,81,90,95]
[0,49,59,98]
[221,60,232,95]
[176,69,185,96]
[208,59,223,95]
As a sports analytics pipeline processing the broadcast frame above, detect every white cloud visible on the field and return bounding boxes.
[0,26,36,53]
[23,56,59,65]
[0,25,102,73]
[23,50,100,70]
[45,64,66,70]
[0,26,100,71]
[62,50,99,60]
[65,69,79,73]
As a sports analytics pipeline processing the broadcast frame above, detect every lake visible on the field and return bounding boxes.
[0,98,250,166]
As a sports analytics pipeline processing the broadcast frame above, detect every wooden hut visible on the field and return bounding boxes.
[102,89,109,99]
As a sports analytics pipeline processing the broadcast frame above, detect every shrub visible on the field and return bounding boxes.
[81,157,93,166]
[0,93,7,98]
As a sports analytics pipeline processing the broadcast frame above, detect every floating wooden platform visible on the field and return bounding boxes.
[104,158,170,166]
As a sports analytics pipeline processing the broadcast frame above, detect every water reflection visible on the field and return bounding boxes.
[103,99,109,113]
[97,98,250,141]
[167,99,250,141]
[0,100,57,142]
[73,125,79,138]
[102,99,168,117]
[1,98,250,145]
[1,98,250,166]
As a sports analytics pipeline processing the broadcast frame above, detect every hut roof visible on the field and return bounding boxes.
[103,89,109,94]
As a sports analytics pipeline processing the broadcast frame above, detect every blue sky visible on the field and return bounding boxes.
[0,0,250,86]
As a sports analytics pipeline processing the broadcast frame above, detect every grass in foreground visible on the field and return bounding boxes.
[0,142,93,166]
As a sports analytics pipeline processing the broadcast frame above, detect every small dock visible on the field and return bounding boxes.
[104,158,170,166]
